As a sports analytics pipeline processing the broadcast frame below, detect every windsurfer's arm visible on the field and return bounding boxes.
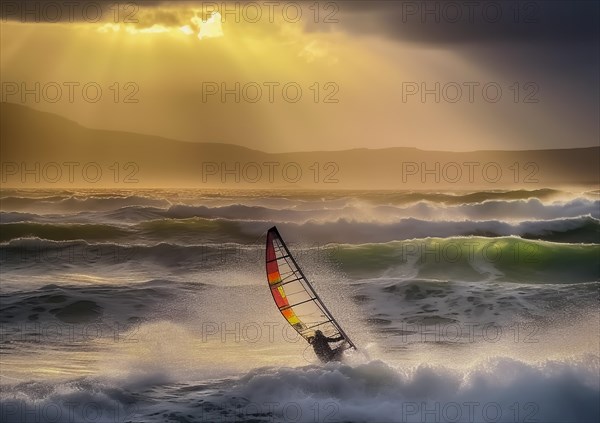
[326,335,344,342]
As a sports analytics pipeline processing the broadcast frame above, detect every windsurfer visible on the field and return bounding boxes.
[307,330,347,363]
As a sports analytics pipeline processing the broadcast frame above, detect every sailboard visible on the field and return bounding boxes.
[265,226,356,350]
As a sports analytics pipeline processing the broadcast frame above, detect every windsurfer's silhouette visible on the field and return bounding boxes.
[308,330,346,363]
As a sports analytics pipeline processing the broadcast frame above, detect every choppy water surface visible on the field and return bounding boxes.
[1,188,598,422]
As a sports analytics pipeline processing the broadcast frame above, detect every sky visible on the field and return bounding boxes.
[1,0,599,152]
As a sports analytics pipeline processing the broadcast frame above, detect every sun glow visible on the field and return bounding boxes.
[194,12,225,40]
[96,10,224,40]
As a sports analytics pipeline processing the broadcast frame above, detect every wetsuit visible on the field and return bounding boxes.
[311,333,345,363]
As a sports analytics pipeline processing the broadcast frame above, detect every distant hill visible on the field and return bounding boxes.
[1,102,598,188]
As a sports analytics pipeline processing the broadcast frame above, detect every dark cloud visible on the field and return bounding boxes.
[327,0,599,45]
[2,1,597,48]
[329,1,599,126]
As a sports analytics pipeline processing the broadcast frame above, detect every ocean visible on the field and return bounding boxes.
[1,188,599,423]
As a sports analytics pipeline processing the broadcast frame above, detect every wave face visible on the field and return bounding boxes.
[2,360,598,423]
[1,188,598,422]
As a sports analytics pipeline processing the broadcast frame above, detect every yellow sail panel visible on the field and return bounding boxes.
[282,308,301,326]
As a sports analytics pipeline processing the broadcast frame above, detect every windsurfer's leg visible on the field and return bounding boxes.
[330,346,345,361]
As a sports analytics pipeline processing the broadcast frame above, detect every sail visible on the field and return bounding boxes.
[265,226,356,348]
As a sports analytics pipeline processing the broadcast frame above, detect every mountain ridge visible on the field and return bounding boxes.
[2,102,598,188]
